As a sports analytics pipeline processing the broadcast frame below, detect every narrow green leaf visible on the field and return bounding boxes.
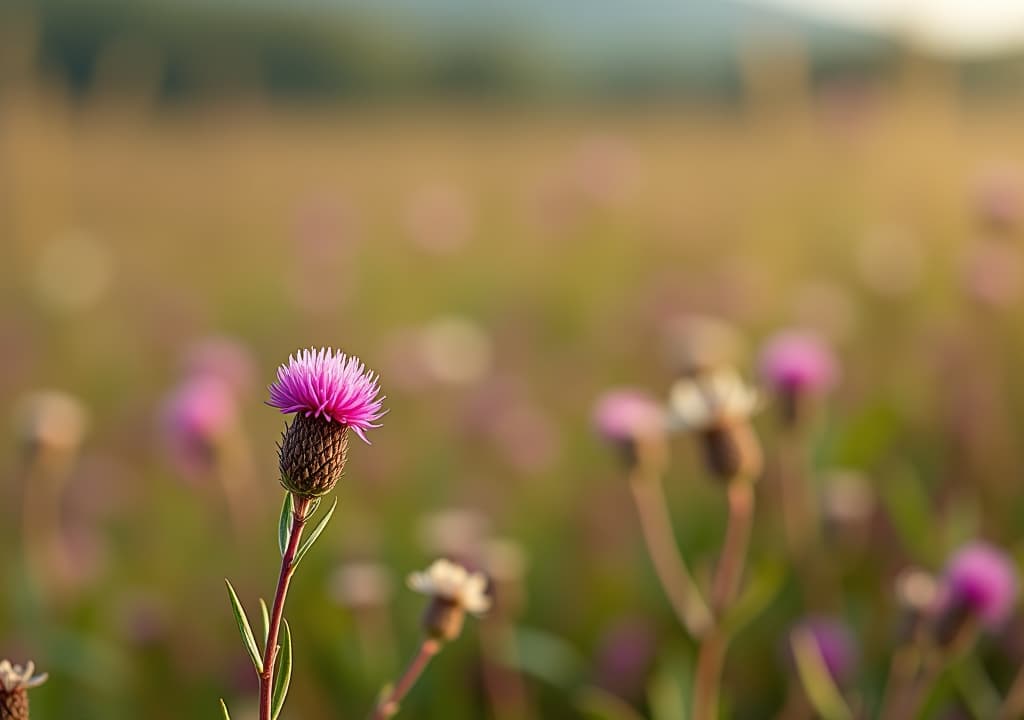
[291,498,338,569]
[259,598,270,648]
[219,698,231,719]
[278,492,294,557]
[576,686,646,720]
[271,620,293,720]
[225,579,264,674]
[647,652,692,720]
[307,496,321,519]
[791,628,852,720]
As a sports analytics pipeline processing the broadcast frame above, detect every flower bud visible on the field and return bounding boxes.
[279,414,349,498]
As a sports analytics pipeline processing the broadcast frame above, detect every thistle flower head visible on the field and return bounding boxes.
[0,660,47,720]
[940,541,1018,629]
[592,389,665,444]
[408,559,491,616]
[667,369,758,432]
[268,347,384,443]
[758,330,838,395]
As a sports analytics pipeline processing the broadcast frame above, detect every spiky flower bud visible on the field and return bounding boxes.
[0,660,47,720]
[268,347,384,497]
[279,414,350,497]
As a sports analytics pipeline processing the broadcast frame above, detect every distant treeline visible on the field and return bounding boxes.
[10,0,1024,104]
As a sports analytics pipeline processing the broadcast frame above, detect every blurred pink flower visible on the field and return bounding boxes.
[759,330,838,394]
[162,375,237,477]
[789,616,858,685]
[940,541,1018,629]
[591,389,665,444]
[182,336,256,395]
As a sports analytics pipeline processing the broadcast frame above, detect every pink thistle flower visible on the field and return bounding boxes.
[592,389,665,444]
[267,347,384,443]
[162,375,237,476]
[940,541,1018,630]
[759,330,839,394]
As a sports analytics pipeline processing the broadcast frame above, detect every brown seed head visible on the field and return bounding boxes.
[700,420,763,483]
[279,414,349,497]
[0,688,28,720]
[422,597,467,642]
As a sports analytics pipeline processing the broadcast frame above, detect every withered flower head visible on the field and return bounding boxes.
[0,660,47,720]
[408,559,490,641]
[668,369,762,482]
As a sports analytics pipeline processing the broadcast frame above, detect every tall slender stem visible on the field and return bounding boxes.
[711,479,755,613]
[259,495,311,720]
[693,478,756,720]
[371,638,441,719]
[629,466,713,637]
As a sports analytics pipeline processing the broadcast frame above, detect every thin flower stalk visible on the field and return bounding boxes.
[259,496,311,720]
[370,639,441,720]
[692,478,757,720]
[628,461,712,637]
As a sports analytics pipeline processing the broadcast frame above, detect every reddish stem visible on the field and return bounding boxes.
[372,638,442,719]
[259,495,311,720]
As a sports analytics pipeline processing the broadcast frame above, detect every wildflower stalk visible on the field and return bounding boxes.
[259,495,311,720]
[693,477,756,720]
[628,457,712,637]
[371,638,442,719]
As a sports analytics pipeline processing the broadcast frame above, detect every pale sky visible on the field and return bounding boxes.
[757,0,1024,54]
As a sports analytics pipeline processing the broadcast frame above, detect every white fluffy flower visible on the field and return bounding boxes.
[668,369,759,431]
[0,660,47,692]
[407,559,491,615]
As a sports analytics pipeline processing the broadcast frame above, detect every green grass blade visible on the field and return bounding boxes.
[791,628,852,720]
[225,579,264,674]
[259,598,270,648]
[278,492,294,557]
[219,698,231,719]
[271,620,293,720]
[292,497,338,569]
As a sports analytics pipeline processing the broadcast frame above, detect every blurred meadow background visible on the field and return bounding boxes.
[7,0,1024,718]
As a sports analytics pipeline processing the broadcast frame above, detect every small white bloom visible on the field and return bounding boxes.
[0,659,48,692]
[407,559,491,615]
[668,369,759,431]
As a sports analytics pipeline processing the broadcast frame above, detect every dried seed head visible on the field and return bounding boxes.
[279,414,349,497]
[0,660,47,720]
[422,597,467,642]
[0,687,27,720]
[699,422,763,483]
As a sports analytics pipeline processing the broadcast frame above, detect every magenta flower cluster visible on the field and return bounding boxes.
[268,347,385,442]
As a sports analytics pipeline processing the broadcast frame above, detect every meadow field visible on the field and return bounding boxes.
[5,67,1024,719]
